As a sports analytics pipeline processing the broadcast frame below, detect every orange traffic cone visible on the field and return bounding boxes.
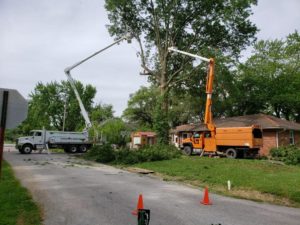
[131,194,144,216]
[201,187,212,205]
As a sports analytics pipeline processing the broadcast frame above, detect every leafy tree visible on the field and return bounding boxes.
[20,80,96,133]
[235,31,300,121]
[105,0,258,142]
[91,103,114,124]
[122,86,158,129]
[97,118,128,146]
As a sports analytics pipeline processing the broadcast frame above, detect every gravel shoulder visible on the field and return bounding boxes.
[4,146,300,225]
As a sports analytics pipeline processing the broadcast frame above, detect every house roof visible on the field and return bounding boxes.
[172,114,300,133]
[171,124,195,132]
[132,131,156,137]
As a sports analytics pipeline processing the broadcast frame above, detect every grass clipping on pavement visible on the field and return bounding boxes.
[133,156,300,207]
[0,160,42,225]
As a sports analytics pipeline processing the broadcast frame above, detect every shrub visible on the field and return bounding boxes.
[270,145,300,165]
[84,144,115,163]
[114,148,140,164]
[84,144,182,165]
[138,144,182,162]
[118,144,181,164]
[270,147,287,158]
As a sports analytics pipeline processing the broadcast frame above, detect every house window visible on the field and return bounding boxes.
[289,130,295,145]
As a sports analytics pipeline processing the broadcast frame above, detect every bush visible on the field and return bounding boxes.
[114,149,140,164]
[114,144,182,164]
[84,144,115,163]
[270,145,300,165]
[139,144,182,161]
[84,144,182,165]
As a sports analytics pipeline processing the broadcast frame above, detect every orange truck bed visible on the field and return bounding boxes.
[215,126,263,149]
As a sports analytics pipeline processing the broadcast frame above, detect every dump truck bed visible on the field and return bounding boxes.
[215,127,262,148]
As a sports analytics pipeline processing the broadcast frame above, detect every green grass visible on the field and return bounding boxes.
[0,161,42,225]
[133,156,300,207]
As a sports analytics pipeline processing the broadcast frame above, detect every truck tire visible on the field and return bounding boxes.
[183,145,193,155]
[79,145,88,153]
[225,148,237,159]
[22,144,33,154]
[69,145,78,154]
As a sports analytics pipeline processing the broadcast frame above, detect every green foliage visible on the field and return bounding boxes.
[114,148,139,164]
[0,161,42,225]
[270,145,300,165]
[95,118,128,146]
[106,0,258,141]
[84,144,181,165]
[140,144,182,161]
[84,144,115,163]
[122,86,158,129]
[115,144,182,164]
[153,100,170,144]
[91,103,114,124]
[19,80,96,133]
[134,157,300,205]
[4,128,23,143]
[234,31,300,120]
[105,0,257,57]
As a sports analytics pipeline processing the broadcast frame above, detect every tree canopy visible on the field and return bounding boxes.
[105,0,258,142]
[234,31,300,121]
[19,80,114,134]
[123,31,300,129]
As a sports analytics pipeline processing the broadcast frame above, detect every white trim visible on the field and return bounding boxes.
[276,131,279,148]
[290,130,295,145]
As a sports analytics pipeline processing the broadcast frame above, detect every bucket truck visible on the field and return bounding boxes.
[168,47,263,158]
[16,34,132,154]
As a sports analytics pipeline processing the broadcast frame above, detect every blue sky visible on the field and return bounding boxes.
[0,0,299,116]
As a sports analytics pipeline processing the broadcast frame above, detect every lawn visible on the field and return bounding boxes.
[0,161,42,225]
[133,156,300,207]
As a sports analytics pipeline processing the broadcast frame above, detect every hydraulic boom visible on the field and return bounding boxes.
[64,33,132,131]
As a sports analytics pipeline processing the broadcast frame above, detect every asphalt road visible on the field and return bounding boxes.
[3,146,300,225]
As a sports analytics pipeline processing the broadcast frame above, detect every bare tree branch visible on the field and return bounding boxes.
[134,35,160,80]
[168,63,203,89]
[166,60,191,86]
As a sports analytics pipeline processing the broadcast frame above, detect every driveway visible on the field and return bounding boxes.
[4,146,300,225]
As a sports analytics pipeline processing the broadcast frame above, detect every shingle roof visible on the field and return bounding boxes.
[172,114,300,133]
[132,131,156,137]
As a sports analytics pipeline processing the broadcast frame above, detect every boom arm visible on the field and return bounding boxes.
[64,71,92,129]
[168,47,216,136]
[64,34,132,130]
[204,58,216,137]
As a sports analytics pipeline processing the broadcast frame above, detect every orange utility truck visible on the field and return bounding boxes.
[168,47,263,158]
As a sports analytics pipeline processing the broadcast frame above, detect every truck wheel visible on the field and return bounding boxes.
[19,149,25,154]
[225,148,237,159]
[69,145,78,154]
[183,146,193,155]
[79,145,88,153]
[22,144,32,154]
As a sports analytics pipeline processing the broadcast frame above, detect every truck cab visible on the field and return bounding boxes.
[16,130,45,154]
[182,132,204,155]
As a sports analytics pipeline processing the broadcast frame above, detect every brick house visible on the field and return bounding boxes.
[170,114,300,156]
